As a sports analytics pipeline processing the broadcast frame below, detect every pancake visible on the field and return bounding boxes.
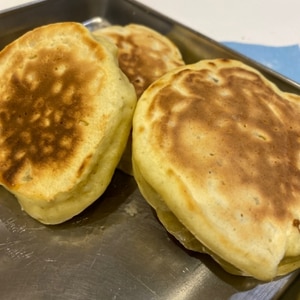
[132,58,300,281]
[0,22,137,224]
[94,23,184,98]
[93,24,185,174]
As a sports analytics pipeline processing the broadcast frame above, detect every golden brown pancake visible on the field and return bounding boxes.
[132,58,300,281]
[0,22,136,224]
[95,23,184,98]
[93,24,185,174]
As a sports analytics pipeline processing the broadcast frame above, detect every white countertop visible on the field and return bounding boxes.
[0,0,299,83]
[139,0,300,46]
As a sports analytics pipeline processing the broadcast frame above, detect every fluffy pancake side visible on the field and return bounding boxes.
[132,58,300,280]
[93,24,185,174]
[0,22,136,224]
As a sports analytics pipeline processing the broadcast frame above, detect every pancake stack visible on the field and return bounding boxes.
[93,24,185,174]
[132,58,300,281]
[0,22,136,224]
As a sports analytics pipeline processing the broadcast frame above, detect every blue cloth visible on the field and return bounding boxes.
[223,42,300,84]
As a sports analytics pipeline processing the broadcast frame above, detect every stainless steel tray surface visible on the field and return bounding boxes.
[0,1,299,299]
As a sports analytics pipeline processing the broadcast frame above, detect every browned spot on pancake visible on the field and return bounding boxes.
[103,30,183,98]
[137,125,145,134]
[77,154,93,178]
[293,219,300,233]
[147,66,300,224]
[0,45,102,186]
[208,61,216,67]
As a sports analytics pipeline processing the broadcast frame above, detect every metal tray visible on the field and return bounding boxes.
[0,1,299,299]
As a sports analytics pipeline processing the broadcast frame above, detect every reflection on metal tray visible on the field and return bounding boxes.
[0,0,299,299]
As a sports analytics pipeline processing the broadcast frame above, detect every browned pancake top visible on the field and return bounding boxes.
[99,24,184,97]
[0,23,107,187]
[145,59,300,225]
